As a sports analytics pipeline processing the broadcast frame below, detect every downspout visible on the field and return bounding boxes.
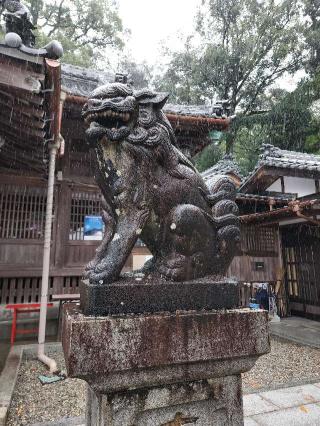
[38,59,64,373]
[38,139,60,373]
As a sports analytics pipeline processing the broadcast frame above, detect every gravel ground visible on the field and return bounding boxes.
[6,337,320,425]
[6,349,86,426]
[242,337,320,393]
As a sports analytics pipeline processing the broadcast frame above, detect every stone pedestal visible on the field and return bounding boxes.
[62,304,270,426]
[80,278,239,316]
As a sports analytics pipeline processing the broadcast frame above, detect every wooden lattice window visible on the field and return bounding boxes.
[241,225,278,255]
[69,190,102,240]
[284,247,299,297]
[0,184,47,239]
[0,276,81,304]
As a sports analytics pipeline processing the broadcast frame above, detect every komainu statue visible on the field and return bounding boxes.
[82,83,240,284]
[0,0,35,47]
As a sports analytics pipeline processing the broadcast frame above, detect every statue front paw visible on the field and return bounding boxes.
[157,255,187,281]
[158,264,186,281]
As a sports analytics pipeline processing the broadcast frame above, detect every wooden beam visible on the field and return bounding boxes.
[45,59,62,143]
[0,86,44,106]
[0,45,45,66]
[152,113,229,130]
[0,109,45,130]
[0,166,43,177]
[0,97,45,119]
[0,118,45,140]
[0,173,46,186]
[0,62,44,93]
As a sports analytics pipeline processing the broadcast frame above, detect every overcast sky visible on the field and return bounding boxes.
[116,0,303,92]
[118,0,200,64]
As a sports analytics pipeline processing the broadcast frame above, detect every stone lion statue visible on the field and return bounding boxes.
[82,83,240,284]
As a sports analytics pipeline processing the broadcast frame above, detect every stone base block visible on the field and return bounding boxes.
[87,376,243,426]
[62,305,270,425]
[80,278,239,316]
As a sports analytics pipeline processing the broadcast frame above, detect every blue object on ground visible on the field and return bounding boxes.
[249,303,260,310]
[38,374,65,385]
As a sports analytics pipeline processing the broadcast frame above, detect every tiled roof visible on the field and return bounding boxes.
[201,155,243,185]
[259,144,320,170]
[61,64,228,119]
[239,144,320,192]
[165,103,228,118]
[61,63,114,98]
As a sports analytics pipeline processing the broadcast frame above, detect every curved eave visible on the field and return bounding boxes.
[64,94,230,131]
[165,113,230,130]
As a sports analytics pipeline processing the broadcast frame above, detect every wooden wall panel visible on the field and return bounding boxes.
[0,241,43,267]
[65,242,98,267]
[227,255,281,282]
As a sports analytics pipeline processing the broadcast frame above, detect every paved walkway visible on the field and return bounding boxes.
[244,382,320,425]
[270,316,320,348]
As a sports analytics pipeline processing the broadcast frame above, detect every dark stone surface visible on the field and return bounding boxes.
[82,82,240,286]
[62,304,270,392]
[62,303,270,424]
[1,0,36,47]
[80,278,240,316]
[86,376,244,425]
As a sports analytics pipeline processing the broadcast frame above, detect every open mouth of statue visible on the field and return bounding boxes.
[84,108,132,130]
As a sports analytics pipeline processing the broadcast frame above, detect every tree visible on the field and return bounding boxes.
[117,57,153,89]
[232,73,320,174]
[194,132,225,172]
[302,0,320,75]
[23,0,125,67]
[157,0,304,153]
[156,38,204,104]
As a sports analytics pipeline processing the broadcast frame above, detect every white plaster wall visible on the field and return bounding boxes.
[133,254,153,270]
[267,179,282,192]
[267,176,316,197]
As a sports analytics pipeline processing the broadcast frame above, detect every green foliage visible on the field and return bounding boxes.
[233,123,269,175]
[118,57,153,89]
[302,0,320,75]
[158,0,310,168]
[194,135,225,172]
[23,0,124,67]
[157,0,303,114]
[156,38,205,104]
[232,74,320,174]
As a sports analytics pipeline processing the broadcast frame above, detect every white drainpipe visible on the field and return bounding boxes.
[38,84,66,372]
[38,139,60,373]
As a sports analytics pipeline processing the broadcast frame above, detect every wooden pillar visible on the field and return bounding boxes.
[53,181,71,268]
